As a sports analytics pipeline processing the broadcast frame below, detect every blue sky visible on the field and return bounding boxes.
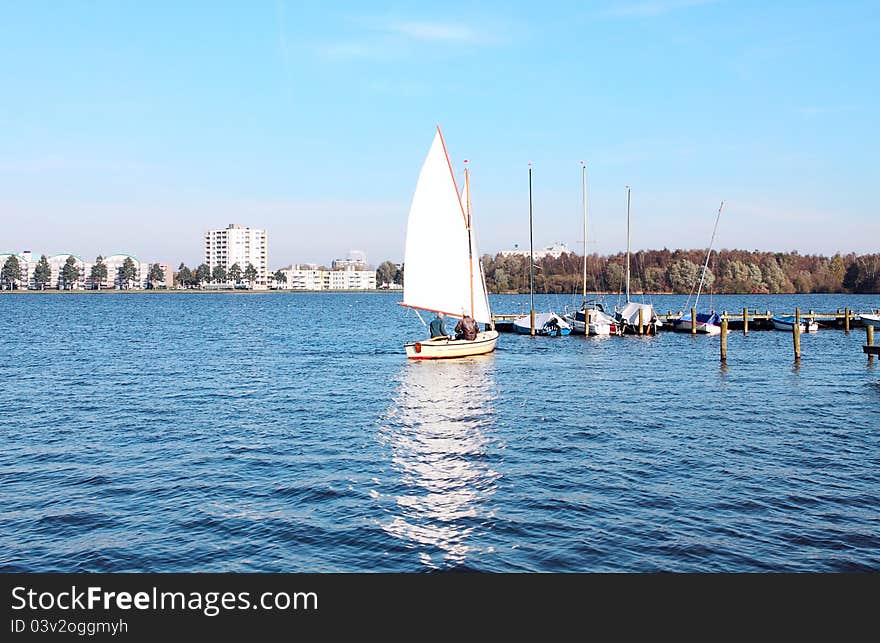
[1,1,878,267]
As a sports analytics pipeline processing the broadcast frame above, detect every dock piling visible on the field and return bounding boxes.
[793,307,801,361]
[638,307,644,335]
[743,307,749,335]
[844,308,850,333]
[691,307,697,335]
[720,315,728,362]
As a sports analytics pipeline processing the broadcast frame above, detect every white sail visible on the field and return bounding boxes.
[403,129,490,322]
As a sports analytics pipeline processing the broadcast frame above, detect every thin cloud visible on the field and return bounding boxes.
[385,20,479,42]
[603,0,717,18]
[311,16,495,60]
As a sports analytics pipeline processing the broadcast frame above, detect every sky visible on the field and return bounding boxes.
[1,0,878,267]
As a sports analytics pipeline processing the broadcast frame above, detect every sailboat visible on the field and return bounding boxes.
[513,163,570,337]
[671,201,725,335]
[614,186,660,334]
[563,161,620,336]
[400,127,499,359]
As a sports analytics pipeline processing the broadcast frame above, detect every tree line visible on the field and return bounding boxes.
[476,249,880,294]
[174,261,260,288]
[1,254,167,290]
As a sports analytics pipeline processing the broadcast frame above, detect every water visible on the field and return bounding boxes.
[1,292,878,572]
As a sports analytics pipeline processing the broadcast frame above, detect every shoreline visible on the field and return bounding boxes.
[0,289,876,296]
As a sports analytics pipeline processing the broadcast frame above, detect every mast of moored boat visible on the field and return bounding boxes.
[693,200,724,311]
[625,185,631,303]
[529,164,536,335]
[464,161,475,319]
[581,161,587,303]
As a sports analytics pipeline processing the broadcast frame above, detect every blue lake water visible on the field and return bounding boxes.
[1,292,879,572]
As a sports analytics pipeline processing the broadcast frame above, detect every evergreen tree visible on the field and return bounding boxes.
[195,263,211,288]
[244,263,258,289]
[228,262,242,285]
[176,263,193,288]
[273,270,287,289]
[61,256,80,290]
[1,256,22,290]
[212,264,227,286]
[120,257,138,289]
[33,254,51,290]
[90,256,108,290]
[148,263,165,289]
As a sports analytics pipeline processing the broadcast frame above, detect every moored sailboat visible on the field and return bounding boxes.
[400,127,499,359]
[671,201,725,335]
[563,161,620,336]
[614,186,660,334]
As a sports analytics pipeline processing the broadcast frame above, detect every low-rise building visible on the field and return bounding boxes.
[500,242,571,260]
[273,263,377,291]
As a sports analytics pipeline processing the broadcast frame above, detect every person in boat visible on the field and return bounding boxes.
[545,316,561,335]
[429,312,448,339]
[454,313,479,341]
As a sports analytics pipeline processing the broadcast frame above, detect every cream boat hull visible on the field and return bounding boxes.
[405,330,499,360]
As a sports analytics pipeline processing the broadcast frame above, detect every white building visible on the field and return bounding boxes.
[332,250,368,271]
[1,250,171,290]
[500,242,571,260]
[205,224,268,289]
[47,253,89,289]
[274,263,376,291]
[0,251,31,289]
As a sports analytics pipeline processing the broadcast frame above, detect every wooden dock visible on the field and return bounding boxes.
[491,309,878,333]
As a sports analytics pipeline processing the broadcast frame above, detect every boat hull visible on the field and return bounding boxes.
[771,317,819,332]
[567,318,617,336]
[512,312,571,336]
[405,330,499,359]
[859,314,880,328]
[671,320,722,335]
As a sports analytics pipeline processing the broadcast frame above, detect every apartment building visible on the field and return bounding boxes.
[204,224,268,289]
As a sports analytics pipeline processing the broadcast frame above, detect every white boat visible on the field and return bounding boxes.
[771,315,819,332]
[513,311,571,336]
[613,186,659,334]
[562,162,621,337]
[400,127,499,359]
[671,202,725,335]
[859,313,880,328]
[566,303,620,336]
[671,312,723,335]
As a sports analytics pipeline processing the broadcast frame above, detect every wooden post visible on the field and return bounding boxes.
[743,307,749,335]
[793,307,801,361]
[530,309,536,336]
[868,324,875,347]
[844,307,850,333]
[585,308,591,334]
[720,315,728,362]
[691,306,697,334]
[638,307,644,335]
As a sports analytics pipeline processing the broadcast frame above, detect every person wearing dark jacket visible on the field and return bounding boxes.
[455,314,479,341]
[429,312,447,338]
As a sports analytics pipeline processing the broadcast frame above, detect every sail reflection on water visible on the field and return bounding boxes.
[378,356,500,568]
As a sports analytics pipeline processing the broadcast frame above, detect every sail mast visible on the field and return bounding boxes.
[529,164,536,336]
[581,161,587,302]
[625,185,631,303]
[465,162,475,318]
[694,200,724,310]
